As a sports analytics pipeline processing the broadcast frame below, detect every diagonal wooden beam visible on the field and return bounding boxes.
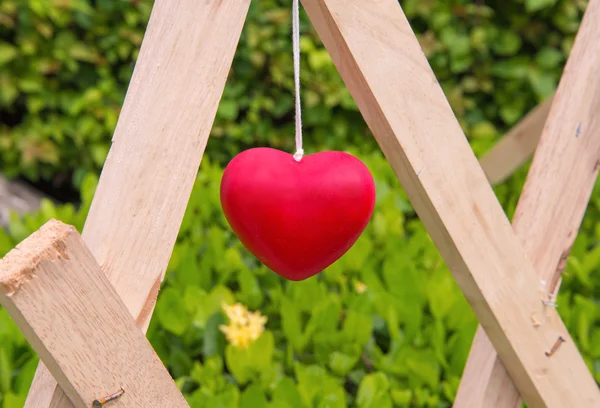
[24,0,251,406]
[0,220,189,408]
[455,0,600,405]
[300,0,600,406]
[480,96,553,185]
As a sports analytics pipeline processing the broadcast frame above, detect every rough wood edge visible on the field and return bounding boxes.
[0,220,70,295]
[0,220,189,408]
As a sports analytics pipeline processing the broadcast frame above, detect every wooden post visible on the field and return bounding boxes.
[0,220,189,408]
[24,1,251,406]
[300,0,600,406]
[455,0,600,405]
[479,96,553,185]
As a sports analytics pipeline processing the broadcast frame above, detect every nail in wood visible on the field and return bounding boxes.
[92,387,125,407]
[545,336,565,357]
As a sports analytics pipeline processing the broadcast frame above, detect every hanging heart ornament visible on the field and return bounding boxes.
[220,147,376,281]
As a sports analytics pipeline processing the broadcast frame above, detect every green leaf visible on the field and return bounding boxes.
[308,49,333,70]
[80,174,99,205]
[448,325,477,376]
[176,245,202,289]
[525,0,558,12]
[168,346,193,379]
[492,31,522,56]
[188,356,226,395]
[251,330,275,371]
[217,100,239,120]
[0,348,11,393]
[342,308,373,347]
[390,388,413,406]
[427,267,457,320]
[590,328,600,359]
[281,297,304,351]
[289,278,327,313]
[528,69,557,100]
[193,285,235,328]
[382,253,426,338]
[203,312,226,357]
[305,295,342,340]
[0,43,18,65]
[535,47,564,69]
[328,351,360,377]
[491,58,530,79]
[225,331,274,385]
[357,373,392,408]
[0,231,14,256]
[572,295,597,352]
[3,392,27,408]
[237,268,264,309]
[272,377,306,408]
[470,121,497,140]
[341,234,373,272]
[15,356,38,394]
[295,363,347,408]
[156,287,191,335]
[240,384,268,408]
[90,143,109,166]
[211,385,240,408]
[405,349,440,389]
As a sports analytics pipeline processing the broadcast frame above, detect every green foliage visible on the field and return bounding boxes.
[1,155,600,407]
[0,0,588,190]
[0,0,150,184]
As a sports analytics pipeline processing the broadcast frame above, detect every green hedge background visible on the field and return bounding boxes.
[1,1,599,407]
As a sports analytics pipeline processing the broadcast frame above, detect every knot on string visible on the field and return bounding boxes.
[293,149,304,162]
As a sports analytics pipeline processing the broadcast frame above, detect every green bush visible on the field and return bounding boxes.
[1,153,599,407]
[0,0,587,192]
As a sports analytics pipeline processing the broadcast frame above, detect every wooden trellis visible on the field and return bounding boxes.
[1,1,599,407]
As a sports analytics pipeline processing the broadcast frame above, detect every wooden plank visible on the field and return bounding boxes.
[299,0,600,406]
[479,96,553,185]
[0,220,189,408]
[24,0,251,406]
[455,1,600,406]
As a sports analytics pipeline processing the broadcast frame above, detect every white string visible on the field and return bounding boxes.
[292,0,303,162]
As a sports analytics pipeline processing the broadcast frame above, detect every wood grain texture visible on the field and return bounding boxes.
[300,0,600,406]
[0,220,189,408]
[24,0,251,406]
[479,96,553,185]
[455,1,600,406]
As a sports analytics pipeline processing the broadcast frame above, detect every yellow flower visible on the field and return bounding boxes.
[222,302,249,325]
[354,280,367,294]
[219,302,267,349]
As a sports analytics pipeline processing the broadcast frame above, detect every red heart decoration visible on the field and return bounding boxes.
[220,147,376,281]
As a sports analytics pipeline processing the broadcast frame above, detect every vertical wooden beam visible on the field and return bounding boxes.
[300,0,600,406]
[0,220,189,408]
[480,96,553,185]
[24,0,251,406]
[455,1,600,406]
